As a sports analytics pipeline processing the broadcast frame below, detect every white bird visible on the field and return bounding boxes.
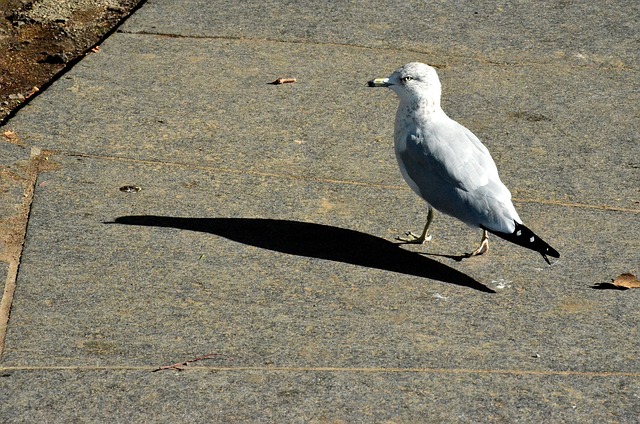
[368,62,559,264]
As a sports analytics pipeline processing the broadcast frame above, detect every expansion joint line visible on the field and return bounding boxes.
[1,365,639,379]
[62,150,639,214]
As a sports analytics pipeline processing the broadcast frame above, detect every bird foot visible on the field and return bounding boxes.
[396,231,432,244]
[464,238,489,258]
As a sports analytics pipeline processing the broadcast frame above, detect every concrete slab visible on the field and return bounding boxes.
[1,369,639,422]
[2,0,639,421]
[0,141,30,266]
[2,156,637,377]
[5,34,639,211]
[121,0,639,67]
[0,262,6,296]
[0,141,29,223]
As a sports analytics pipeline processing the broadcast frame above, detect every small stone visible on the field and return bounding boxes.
[41,53,69,64]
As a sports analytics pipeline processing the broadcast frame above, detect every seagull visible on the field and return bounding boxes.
[368,62,559,264]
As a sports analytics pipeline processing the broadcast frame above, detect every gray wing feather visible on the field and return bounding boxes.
[397,117,520,232]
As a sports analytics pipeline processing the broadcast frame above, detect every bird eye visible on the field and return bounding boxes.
[401,76,413,83]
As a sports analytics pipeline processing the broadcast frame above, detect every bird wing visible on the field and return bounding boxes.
[400,117,500,191]
[397,116,520,232]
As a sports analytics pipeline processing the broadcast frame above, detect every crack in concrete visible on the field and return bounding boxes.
[1,364,640,378]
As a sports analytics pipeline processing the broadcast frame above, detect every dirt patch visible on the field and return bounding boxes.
[0,0,141,124]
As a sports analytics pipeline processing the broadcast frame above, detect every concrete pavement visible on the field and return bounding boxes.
[1,1,639,422]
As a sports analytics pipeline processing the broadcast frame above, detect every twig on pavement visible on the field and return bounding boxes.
[153,352,230,372]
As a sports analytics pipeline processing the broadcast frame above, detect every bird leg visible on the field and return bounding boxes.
[466,229,489,257]
[397,207,434,244]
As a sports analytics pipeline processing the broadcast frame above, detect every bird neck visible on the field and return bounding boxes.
[405,96,442,116]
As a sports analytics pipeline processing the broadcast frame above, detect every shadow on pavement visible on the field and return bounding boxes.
[109,216,494,293]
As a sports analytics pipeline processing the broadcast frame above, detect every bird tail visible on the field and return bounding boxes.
[482,222,560,265]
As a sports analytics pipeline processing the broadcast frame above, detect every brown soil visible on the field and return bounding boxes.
[0,0,140,124]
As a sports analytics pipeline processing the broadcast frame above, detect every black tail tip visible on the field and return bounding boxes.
[484,223,559,265]
[545,245,560,259]
[542,246,560,265]
[535,233,559,265]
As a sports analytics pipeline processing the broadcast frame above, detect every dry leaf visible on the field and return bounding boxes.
[269,77,296,85]
[25,86,39,99]
[3,130,21,144]
[91,46,101,53]
[611,273,640,289]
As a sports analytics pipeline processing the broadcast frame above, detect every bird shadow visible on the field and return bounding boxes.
[418,251,469,262]
[108,216,495,293]
[394,240,472,262]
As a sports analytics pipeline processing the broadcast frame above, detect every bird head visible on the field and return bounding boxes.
[368,62,442,107]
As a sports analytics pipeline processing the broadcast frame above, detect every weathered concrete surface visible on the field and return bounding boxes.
[2,369,639,422]
[1,0,638,422]
[121,0,639,67]
[1,155,638,421]
[5,35,638,210]
[0,140,30,274]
